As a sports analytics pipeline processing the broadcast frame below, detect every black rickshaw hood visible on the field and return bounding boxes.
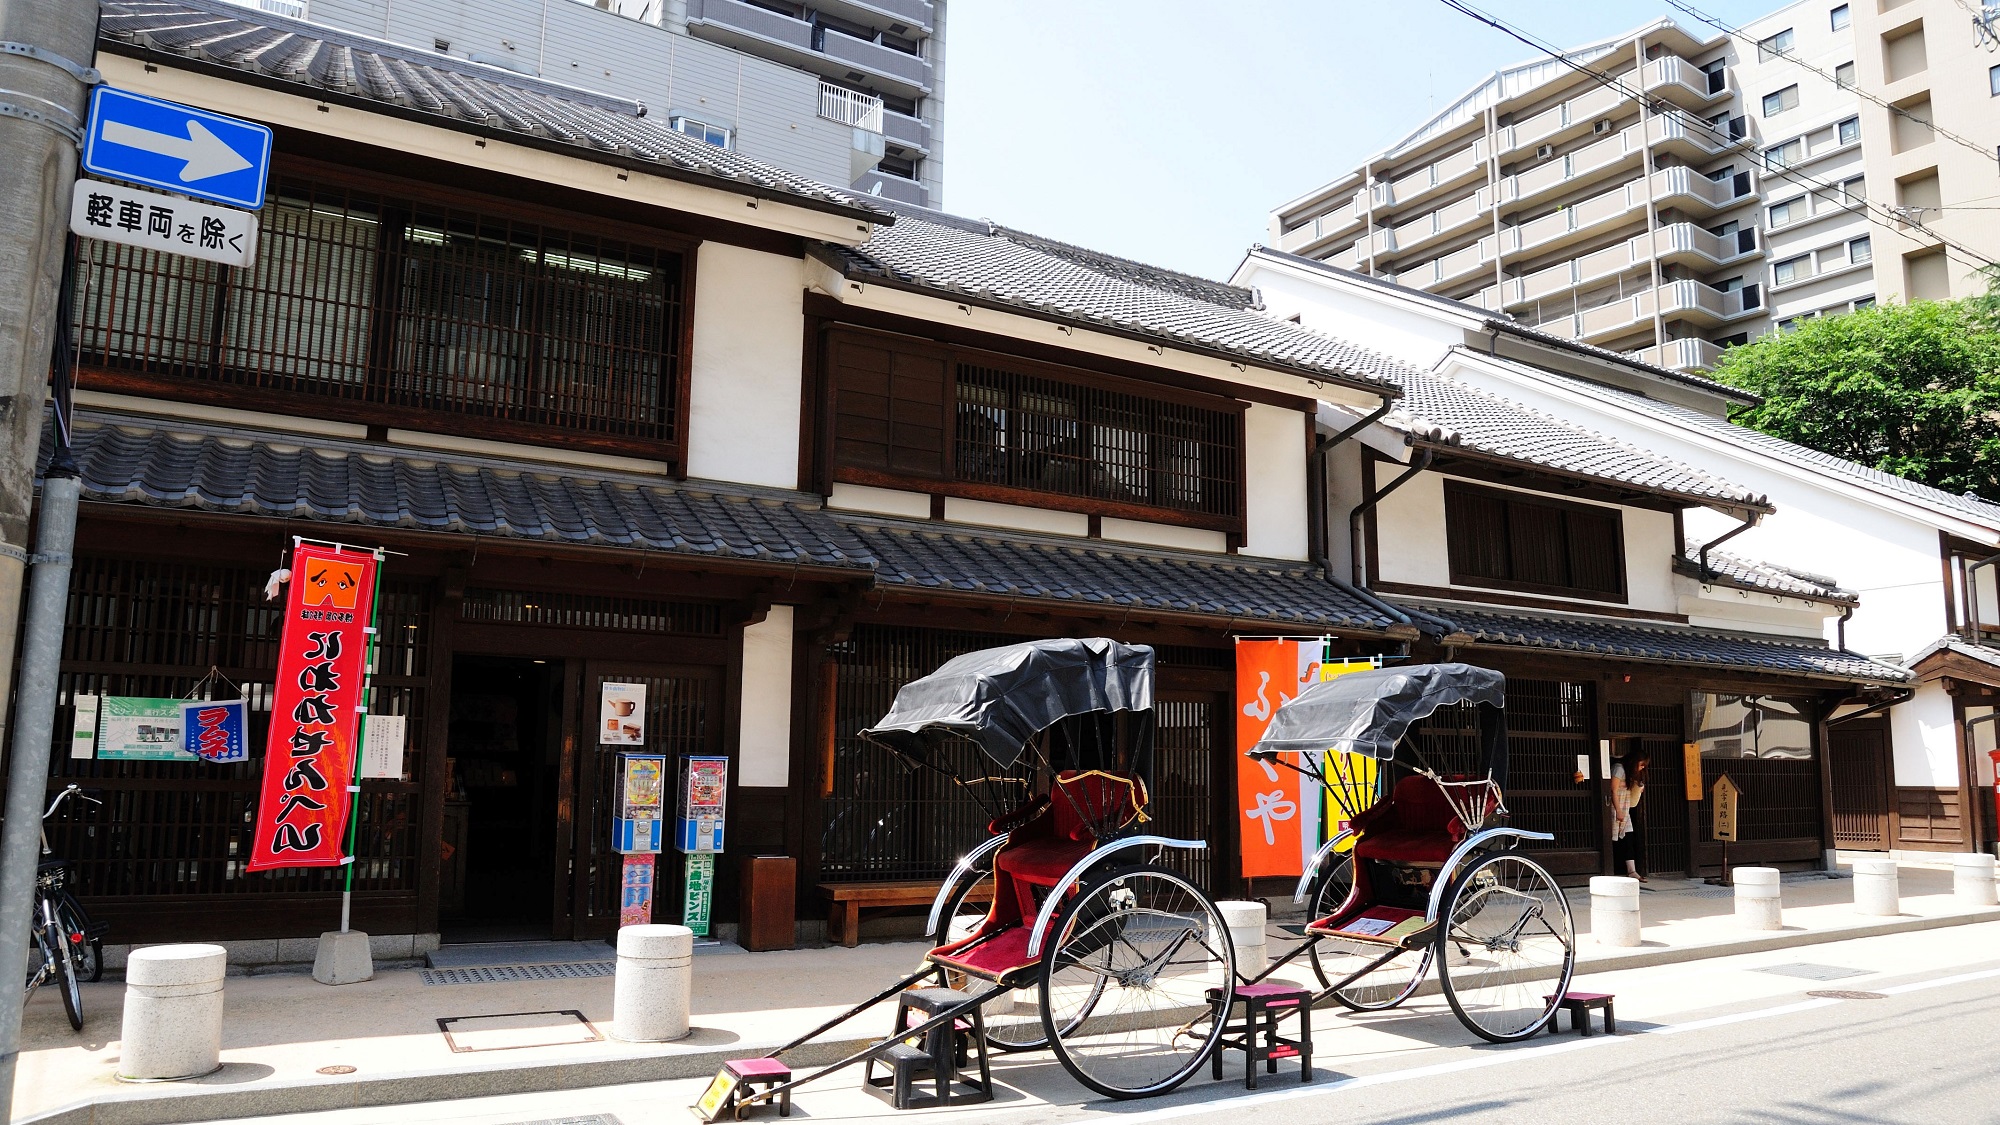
[1247,662,1508,779]
[860,638,1155,769]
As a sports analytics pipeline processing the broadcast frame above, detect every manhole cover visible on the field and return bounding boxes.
[438,1010,604,1053]
[316,1065,357,1075]
[1753,963,1870,981]
[1808,990,1887,1000]
[421,962,616,986]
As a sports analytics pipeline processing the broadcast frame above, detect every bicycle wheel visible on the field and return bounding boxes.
[55,895,101,983]
[1302,853,1430,1010]
[930,868,1050,1052]
[45,918,82,1032]
[1041,865,1233,1100]
[1435,852,1574,1043]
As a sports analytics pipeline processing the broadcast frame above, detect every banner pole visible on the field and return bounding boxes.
[338,547,387,934]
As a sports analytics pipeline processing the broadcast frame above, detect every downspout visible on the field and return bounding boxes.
[1696,509,1761,581]
[1835,602,1854,652]
[1309,403,1424,645]
[1351,447,1435,589]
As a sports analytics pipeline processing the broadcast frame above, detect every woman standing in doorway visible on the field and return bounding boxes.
[1611,745,1649,881]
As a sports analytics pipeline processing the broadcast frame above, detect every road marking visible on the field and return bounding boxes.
[1088,965,2000,1124]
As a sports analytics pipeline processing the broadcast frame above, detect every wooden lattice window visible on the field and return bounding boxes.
[826,327,1245,530]
[460,589,725,635]
[1443,480,1626,601]
[72,167,691,461]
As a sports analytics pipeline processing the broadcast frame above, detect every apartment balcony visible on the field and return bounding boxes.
[1322,242,1364,271]
[1276,191,1366,254]
[1500,122,1645,210]
[1498,177,1648,260]
[1470,222,1758,312]
[1631,337,1725,371]
[1651,222,1758,271]
[818,81,884,132]
[1400,238,1494,290]
[814,0,933,35]
[1651,165,1753,215]
[1647,113,1734,162]
[1380,138,1487,212]
[820,27,930,94]
[1500,80,1629,156]
[851,169,929,206]
[687,0,813,54]
[882,108,930,152]
[687,0,931,95]
[1535,278,1763,343]
[1384,186,1493,258]
[1642,55,1729,110]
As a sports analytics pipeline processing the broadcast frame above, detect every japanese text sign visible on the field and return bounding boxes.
[247,544,379,871]
[70,178,258,267]
[180,698,248,763]
[1234,640,1321,879]
[619,853,657,927]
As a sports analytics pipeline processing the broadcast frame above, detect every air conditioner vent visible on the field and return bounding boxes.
[1536,144,1554,159]
[1593,119,1613,135]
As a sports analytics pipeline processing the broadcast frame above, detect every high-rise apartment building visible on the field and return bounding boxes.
[258,0,946,206]
[1268,1,1998,371]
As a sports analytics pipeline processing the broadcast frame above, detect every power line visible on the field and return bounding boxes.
[1665,0,1998,168]
[1431,0,1999,273]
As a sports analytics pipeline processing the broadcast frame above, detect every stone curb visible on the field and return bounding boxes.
[25,904,2000,1125]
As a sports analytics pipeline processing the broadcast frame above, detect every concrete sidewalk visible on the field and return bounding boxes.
[16,861,1997,1125]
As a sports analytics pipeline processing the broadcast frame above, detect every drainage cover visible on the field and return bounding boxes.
[1808,990,1888,1000]
[1752,963,1870,981]
[316,1065,357,1075]
[421,962,616,986]
[438,1010,604,1053]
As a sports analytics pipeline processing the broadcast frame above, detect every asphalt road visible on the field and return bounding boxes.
[196,923,2000,1125]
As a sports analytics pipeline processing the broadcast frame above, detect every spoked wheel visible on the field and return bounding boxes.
[45,919,82,1032]
[931,867,1053,1051]
[1040,865,1234,1100]
[1304,852,1430,1011]
[55,896,101,984]
[1435,851,1574,1043]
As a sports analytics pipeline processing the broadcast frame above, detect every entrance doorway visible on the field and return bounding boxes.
[1829,721,1892,850]
[443,656,563,942]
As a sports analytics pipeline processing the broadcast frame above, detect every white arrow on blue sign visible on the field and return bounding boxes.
[81,87,273,211]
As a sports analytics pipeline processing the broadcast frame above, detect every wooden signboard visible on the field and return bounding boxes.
[1711,774,1741,843]
[1683,742,1704,801]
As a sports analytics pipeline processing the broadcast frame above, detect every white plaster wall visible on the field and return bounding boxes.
[1237,260,1463,368]
[686,242,805,489]
[1099,519,1228,554]
[738,606,794,787]
[1326,439,1365,580]
[1623,507,1679,615]
[1679,585,1835,638]
[1243,403,1310,561]
[827,483,930,519]
[1889,682,1961,788]
[943,497,1089,537]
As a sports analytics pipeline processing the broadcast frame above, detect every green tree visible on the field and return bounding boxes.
[1711,291,2000,501]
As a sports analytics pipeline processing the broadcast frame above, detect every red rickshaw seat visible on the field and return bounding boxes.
[1351,775,1464,865]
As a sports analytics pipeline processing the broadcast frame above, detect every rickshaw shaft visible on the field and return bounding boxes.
[740,980,1012,1109]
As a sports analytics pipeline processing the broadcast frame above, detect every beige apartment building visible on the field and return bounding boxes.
[1269,0,1999,371]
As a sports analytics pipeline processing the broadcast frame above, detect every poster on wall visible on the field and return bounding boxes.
[683,852,714,937]
[246,543,379,871]
[180,698,248,763]
[599,682,647,745]
[619,853,657,927]
[70,694,99,760]
[1234,642,1382,879]
[360,714,407,780]
[98,696,192,761]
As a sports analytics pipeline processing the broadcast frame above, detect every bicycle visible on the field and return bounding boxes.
[26,785,107,1032]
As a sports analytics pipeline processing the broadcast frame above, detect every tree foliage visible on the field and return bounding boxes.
[1710,287,2000,501]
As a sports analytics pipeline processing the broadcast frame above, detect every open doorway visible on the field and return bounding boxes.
[443,656,562,942]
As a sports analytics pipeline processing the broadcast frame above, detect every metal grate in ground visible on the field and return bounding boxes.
[421,962,617,986]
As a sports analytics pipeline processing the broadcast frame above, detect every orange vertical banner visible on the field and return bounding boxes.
[1234,639,1320,878]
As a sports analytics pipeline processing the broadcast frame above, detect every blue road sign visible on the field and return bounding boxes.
[81,87,272,211]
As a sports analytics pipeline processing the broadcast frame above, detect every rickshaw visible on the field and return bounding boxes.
[1244,662,1578,1042]
[719,638,1236,1114]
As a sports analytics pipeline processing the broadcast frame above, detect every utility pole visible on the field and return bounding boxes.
[0,0,98,1116]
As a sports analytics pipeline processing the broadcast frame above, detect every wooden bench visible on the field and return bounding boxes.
[820,881,988,948]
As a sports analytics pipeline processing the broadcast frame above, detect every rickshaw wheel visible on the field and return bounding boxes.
[1040,864,1234,1100]
[1434,851,1575,1043]
[1305,855,1432,1010]
[932,868,1065,1052]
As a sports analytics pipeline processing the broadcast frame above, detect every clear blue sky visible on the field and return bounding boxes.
[943,0,1781,280]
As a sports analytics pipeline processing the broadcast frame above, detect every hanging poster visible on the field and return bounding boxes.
[1234,640,1320,878]
[180,698,248,763]
[360,714,407,780]
[70,694,99,760]
[98,696,192,761]
[599,682,647,745]
[619,853,657,927]
[683,852,714,936]
[246,544,379,871]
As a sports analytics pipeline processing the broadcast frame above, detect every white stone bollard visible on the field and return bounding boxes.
[1852,859,1900,916]
[1215,900,1268,974]
[1952,853,1999,907]
[119,944,226,1081]
[1733,867,1783,931]
[1588,876,1642,947]
[612,924,694,1043]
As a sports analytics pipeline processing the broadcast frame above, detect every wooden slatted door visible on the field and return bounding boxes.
[1829,723,1891,850]
[570,663,722,940]
[1151,693,1224,894]
[1609,701,1691,877]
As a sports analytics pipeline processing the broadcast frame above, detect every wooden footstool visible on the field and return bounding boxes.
[721,1057,792,1118]
[1206,982,1313,1089]
[1544,991,1615,1036]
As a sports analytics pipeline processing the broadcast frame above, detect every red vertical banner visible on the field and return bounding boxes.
[1234,639,1319,879]
[247,544,379,871]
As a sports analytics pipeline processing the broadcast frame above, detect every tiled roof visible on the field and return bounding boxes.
[1403,599,1910,684]
[44,413,876,569]
[838,516,1404,634]
[1536,369,2000,533]
[98,0,887,222]
[1344,370,1771,513]
[1249,249,1757,403]
[826,201,1417,396]
[1678,542,1857,604]
[1907,636,2000,678]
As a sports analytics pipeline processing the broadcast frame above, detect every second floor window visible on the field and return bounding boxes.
[73,168,691,458]
[1443,480,1626,601]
